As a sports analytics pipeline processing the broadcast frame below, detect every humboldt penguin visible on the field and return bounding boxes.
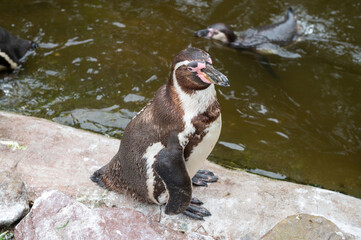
[194,8,302,54]
[194,8,303,76]
[91,48,230,219]
[0,27,37,72]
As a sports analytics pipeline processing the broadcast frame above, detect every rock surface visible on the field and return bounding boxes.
[1,110,361,239]
[0,170,29,227]
[15,190,193,240]
[262,214,354,240]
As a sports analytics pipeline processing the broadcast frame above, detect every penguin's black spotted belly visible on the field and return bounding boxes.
[184,100,221,176]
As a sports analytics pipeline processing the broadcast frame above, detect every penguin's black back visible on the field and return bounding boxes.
[239,8,301,48]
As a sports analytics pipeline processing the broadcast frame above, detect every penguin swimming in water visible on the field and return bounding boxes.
[194,8,303,76]
[91,48,230,219]
[0,27,37,72]
[194,8,302,54]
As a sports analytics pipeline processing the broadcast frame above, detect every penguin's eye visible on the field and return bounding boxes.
[187,61,198,72]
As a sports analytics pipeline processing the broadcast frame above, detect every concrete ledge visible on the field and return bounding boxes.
[1,110,360,239]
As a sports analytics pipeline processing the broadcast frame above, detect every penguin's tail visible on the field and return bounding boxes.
[287,7,296,20]
[91,166,108,189]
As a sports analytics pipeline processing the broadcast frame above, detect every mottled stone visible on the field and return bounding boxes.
[15,190,190,240]
[262,214,355,240]
[1,111,361,239]
[0,170,29,227]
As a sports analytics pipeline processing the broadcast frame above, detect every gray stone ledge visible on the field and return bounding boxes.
[1,110,360,239]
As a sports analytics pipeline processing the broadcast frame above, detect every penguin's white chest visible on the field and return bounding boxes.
[172,68,221,179]
[185,115,222,178]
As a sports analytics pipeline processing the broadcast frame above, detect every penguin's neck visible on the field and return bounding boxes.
[169,66,217,147]
[171,75,216,117]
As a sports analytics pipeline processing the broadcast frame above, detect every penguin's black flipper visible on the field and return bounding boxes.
[231,44,278,78]
[154,132,192,215]
[192,169,219,187]
[254,53,278,78]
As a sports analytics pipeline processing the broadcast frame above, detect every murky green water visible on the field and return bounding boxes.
[1,0,360,198]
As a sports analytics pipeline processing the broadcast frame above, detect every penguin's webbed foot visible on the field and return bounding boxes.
[192,169,218,187]
[182,197,211,220]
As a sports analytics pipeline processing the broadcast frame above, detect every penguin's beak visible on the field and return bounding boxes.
[200,64,230,87]
[194,29,212,38]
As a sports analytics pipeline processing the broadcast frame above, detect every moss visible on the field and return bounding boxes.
[56,220,69,230]
[179,223,188,233]
[76,190,110,208]
[0,141,27,151]
[0,230,14,240]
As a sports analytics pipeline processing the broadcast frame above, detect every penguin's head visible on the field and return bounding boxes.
[194,23,237,44]
[171,48,230,91]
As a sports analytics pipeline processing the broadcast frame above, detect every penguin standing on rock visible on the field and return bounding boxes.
[0,27,37,72]
[91,47,230,219]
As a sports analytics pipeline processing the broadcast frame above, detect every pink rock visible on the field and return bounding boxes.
[15,190,186,240]
[0,170,29,227]
[1,111,361,239]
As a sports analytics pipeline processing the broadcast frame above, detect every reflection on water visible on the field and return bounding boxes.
[249,168,287,180]
[53,105,135,138]
[0,0,360,198]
